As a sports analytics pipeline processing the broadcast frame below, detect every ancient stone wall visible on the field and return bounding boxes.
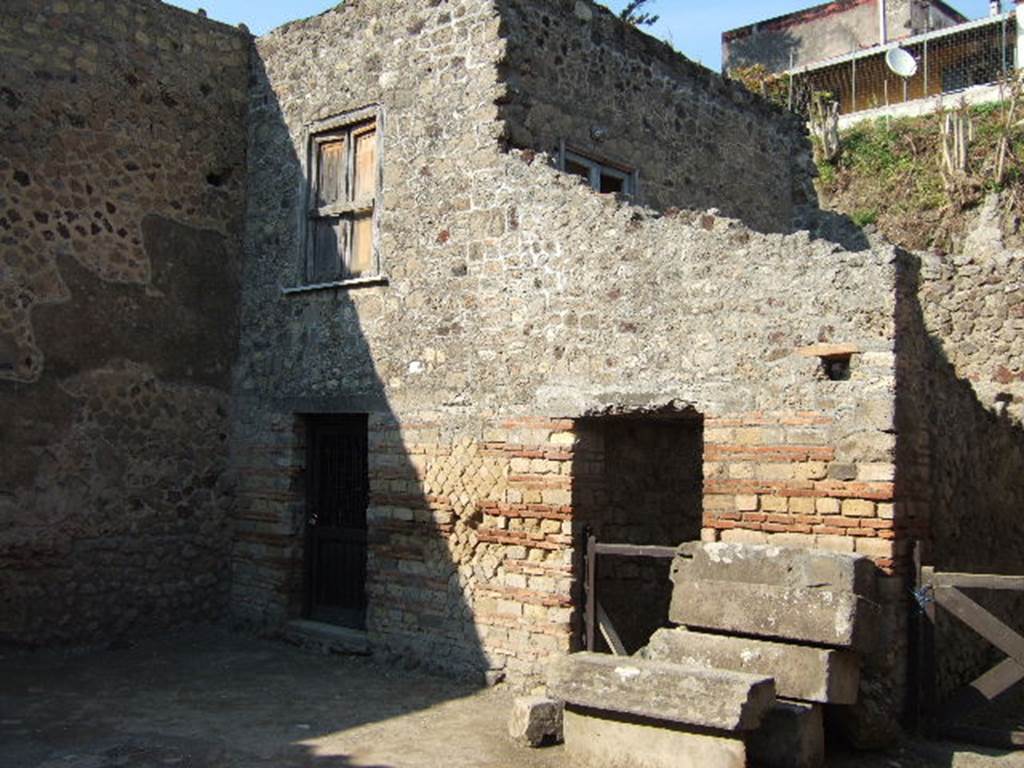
[236,0,902,691]
[0,0,249,645]
[902,197,1024,701]
[498,0,816,233]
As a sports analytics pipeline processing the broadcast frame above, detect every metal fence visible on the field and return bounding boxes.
[787,13,1017,117]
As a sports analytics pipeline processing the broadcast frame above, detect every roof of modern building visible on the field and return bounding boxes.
[722,0,968,44]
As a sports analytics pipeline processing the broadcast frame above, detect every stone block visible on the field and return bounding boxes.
[645,628,859,704]
[671,542,877,597]
[563,707,746,768]
[669,542,878,651]
[508,695,563,747]
[546,652,775,732]
[669,579,877,652]
[747,700,825,768]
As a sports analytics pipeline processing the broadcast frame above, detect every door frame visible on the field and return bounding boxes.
[301,413,369,627]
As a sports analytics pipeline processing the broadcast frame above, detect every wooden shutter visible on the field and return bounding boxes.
[352,125,377,202]
[349,213,373,276]
[317,139,346,207]
[307,116,379,283]
[311,217,344,282]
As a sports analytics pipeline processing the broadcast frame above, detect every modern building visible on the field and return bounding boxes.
[725,0,1019,123]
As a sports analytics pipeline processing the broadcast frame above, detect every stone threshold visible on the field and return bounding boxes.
[284,619,371,655]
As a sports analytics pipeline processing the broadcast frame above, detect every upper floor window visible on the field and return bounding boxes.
[305,107,381,285]
[557,143,637,197]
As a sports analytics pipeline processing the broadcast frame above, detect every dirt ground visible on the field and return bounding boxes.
[1,628,1020,768]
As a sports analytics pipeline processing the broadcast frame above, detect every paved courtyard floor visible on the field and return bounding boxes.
[1,628,1020,768]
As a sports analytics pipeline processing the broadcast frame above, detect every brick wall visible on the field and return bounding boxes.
[701,411,900,571]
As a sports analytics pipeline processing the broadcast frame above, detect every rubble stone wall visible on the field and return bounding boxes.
[237,0,902,687]
[0,0,249,645]
[498,0,816,232]
[904,199,1024,699]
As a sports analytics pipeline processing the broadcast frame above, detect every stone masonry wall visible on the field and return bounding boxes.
[498,0,816,232]
[904,197,1024,701]
[237,0,902,696]
[0,0,249,645]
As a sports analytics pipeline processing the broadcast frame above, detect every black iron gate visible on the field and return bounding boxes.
[305,415,368,630]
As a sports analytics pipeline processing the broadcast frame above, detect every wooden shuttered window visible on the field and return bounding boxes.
[307,117,379,282]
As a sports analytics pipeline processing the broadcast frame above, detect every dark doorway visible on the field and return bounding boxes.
[573,412,704,654]
[304,414,368,630]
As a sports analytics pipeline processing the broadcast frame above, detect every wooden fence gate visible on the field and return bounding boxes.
[918,565,1024,749]
[582,532,676,655]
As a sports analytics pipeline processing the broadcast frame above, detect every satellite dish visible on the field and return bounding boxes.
[886,47,918,78]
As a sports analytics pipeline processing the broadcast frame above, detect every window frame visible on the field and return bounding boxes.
[287,105,386,293]
[557,141,638,199]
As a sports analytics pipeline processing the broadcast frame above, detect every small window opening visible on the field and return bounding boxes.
[565,158,591,183]
[600,172,624,195]
[557,143,636,198]
[823,356,852,381]
[798,344,858,382]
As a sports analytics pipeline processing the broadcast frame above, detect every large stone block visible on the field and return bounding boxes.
[669,542,878,651]
[747,700,825,768]
[546,652,775,732]
[563,707,746,768]
[508,695,563,747]
[671,542,877,596]
[644,628,860,704]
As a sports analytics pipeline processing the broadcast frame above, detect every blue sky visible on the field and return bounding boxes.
[166,0,998,70]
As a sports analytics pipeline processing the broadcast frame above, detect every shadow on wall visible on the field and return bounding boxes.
[229,49,490,752]
[894,250,1024,729]
[0,0,248,648]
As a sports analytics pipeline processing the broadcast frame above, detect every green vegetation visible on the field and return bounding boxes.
[727,64,789,108]
[619,0,659,27]
[850,209,879,228]
[814,101,1024,252]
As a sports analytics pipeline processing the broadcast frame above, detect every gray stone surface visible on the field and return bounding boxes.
[669,578,877,652]
[284,620,370,655]
[508,696,564,747]
[747,700,825,768]
[644,628,860,704]
[669,542,879,651]
[671,542,877,598]
[546,652,775,732]
[563,708,746,768]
